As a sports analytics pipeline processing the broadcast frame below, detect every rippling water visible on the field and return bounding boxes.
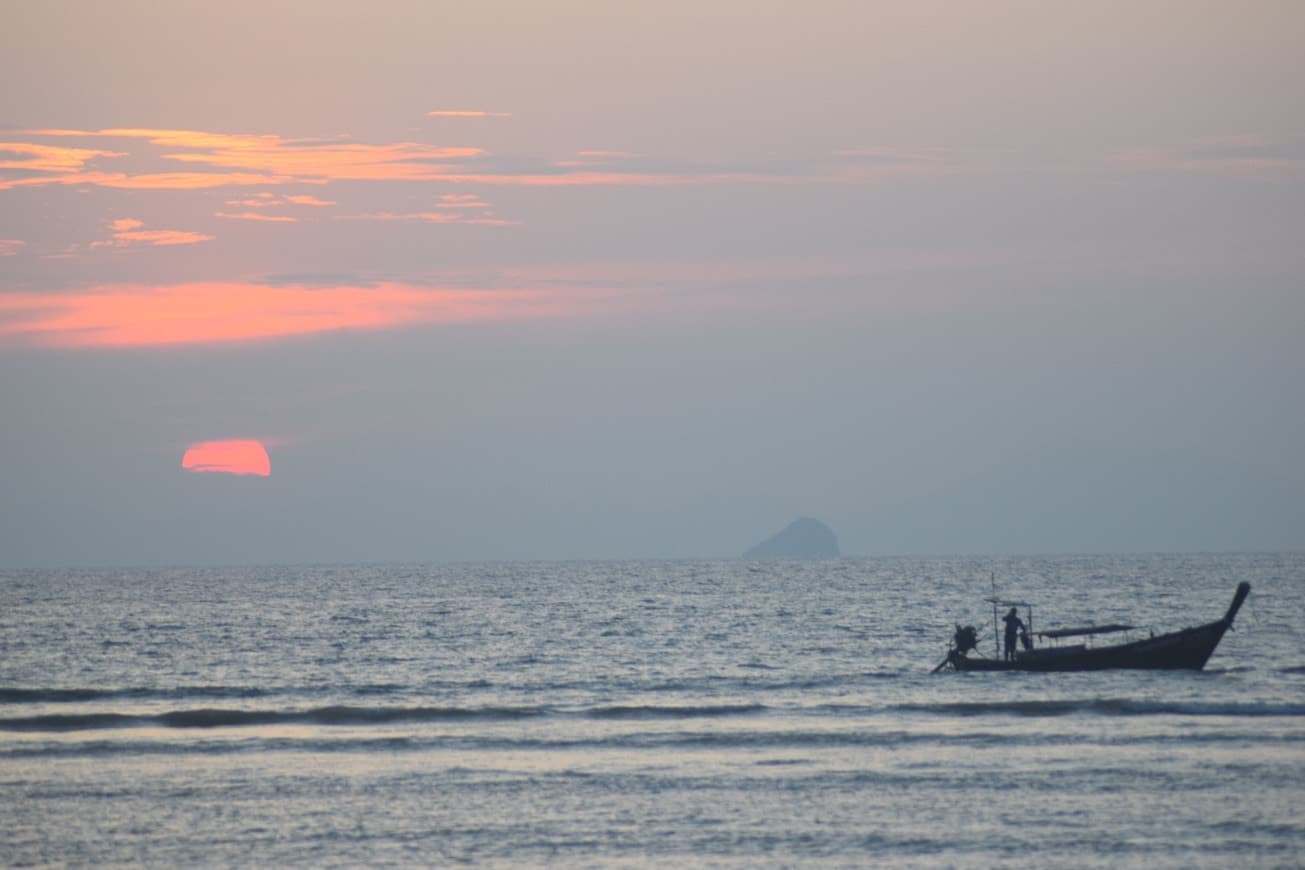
[2,555,1302,867]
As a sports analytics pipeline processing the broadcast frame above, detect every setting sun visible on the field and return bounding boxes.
[181,439,271,477]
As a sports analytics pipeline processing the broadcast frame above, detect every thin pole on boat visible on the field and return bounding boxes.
[991,572,999,658]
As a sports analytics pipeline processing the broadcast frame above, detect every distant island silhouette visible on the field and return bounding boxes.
[743,517,840,560]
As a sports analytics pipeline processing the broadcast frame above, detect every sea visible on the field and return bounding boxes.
[1,554,1302,868]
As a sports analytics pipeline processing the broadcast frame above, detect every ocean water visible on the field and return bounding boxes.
[1,554,1302,867]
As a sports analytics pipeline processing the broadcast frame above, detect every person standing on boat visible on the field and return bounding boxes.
[1002,607,1025,662]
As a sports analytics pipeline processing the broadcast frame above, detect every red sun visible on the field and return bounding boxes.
[181,439,271,477]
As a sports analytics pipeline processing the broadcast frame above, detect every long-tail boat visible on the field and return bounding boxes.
[933,582,1250,673]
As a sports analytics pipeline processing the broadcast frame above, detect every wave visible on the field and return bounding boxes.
[0,683,464,705]
[588,703,766,719]
[0,699,780,733]
[0,686,273,704]
[0,704,550,732]
[893,699,1305,718]
[9,721,1302,762]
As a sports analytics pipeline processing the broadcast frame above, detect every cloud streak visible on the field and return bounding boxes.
[428,110,511,118]
[1112,135,1305,174]
[2,126,817,192]
[336,212,519,225]
[216,211,298,223]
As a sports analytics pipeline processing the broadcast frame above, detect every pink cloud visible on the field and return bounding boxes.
[0,280,610,348]
[0,239,26,256]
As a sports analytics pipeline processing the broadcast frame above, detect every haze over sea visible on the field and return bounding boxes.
[2,553,1302,867]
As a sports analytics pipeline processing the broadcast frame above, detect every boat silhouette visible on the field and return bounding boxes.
[934,582,1250,673]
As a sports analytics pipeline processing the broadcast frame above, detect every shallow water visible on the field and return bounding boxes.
[2,554,1302,866]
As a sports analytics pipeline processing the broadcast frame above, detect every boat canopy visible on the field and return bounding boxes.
[1038,623,1134,639]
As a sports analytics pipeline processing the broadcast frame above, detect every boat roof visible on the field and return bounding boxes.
[1038,623,1134,639]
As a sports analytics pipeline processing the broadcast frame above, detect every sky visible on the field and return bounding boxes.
[2,1,1303,567]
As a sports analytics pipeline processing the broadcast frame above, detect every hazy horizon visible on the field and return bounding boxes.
[3,1,1303,568]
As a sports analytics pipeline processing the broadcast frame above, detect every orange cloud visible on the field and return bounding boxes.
[0,281,607,348]
[111,229,214,246]
[12,128,480,187]
[182,439,271,477]
[0,141,125,173]
[224,193,335,210]
[0,170,298,191]
[283,194,335,207]
[91,217,213,249]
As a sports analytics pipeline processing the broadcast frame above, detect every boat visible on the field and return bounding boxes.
[933,582,1250,673]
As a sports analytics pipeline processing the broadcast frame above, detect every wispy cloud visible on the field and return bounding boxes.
[337,211,520,226]
[0,239,25,256]
[830,146,973,180]
[1112,135,1305,174]
[553,150,643,168]
[435,193,491,208]
[0,280,609,348]
[216,211,299,223]
[336,192,518,226]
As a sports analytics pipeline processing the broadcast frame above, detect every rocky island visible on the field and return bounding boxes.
[743,517,840,560]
